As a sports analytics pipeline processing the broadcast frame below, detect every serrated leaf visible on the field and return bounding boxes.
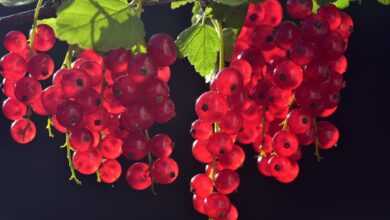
[333,0,350,8]
[38,18,57,31]
[215,0,245,6]
[223,28,238,62]
[176,24,220,77]
[378,0,390,5]
[171,0,193,9]
[0,0,34,7]
[50,0,145,52]
[210,4,248,29]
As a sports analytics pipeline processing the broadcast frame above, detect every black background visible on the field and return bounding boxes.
[0,1,389,220]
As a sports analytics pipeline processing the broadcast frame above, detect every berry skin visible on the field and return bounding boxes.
[261,0,283,27]
[152,98,176,123]
[69,128,94,152]
[120,103,154,131]
[151,157,179,184]
[218,145,245,171]
[244,3,265,27]
[0,53,27,80]
[10,118,36,144]
[257,156,272,177]
[60,69,91,98]
[275,160,300,184]
[193,194,207,215]
[126,162,152,190]
[207,132,234,157]
[72,149,102,175]
[2,78,16,98]
[78,49,103,65]
[191,174,214,197]
[289,40,316,65]
[195,91,228,122]
[269,156,292,179]
[27,53,55,80]
[301,15,330,41]
[122,132,149,161]
[190,119,213,141]
[75,88,102,114]
[211,68,243,96]
[128,54,157,84]
[287,108,312,134]
[215,205,239,220]
[112,75,139,106]
[101,135,123,159]
[286,0,313,20]
[337,11,354,39]
[272,130,299,157]
[148,33,177,66]
[219,111,242,135]
[143,78,169,107]
[274,21,301,50]
[33,24,56,52]
[41,85,65,115]
[55,100,84,129]
[99,159,122,184]
[272,59,303,90]
[215,170,240,195]
[318,4,341,31]
[3,31,27,53]
[157,66,171,82]
[14,77,42,104]
[317,121,339,149]
[149,133,174,158]
[2,97,27,120]
[192,140,213,164]
[77,60,103,86]
[204,192,231,218]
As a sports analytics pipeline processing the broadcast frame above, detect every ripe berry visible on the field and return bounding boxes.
[105,48,131,73]
[157,66,171,82]
[269,156,292,179]
[120,103,154,131]
[274,21,301,50]
[286,0,313,20]
[41,85,65,115]
[219,111,242,134]
[287,108,312,134]
[261,0,283,27]
[193,194,207,215]
[27,53,55,80]
[77,60,103,86]
[3,31,27,53]
[2,97,27,120]
[69,128,94,152]
[33,24,56,52]
[14,77,42,104]
[244,3,265,27]
[317,121,339,149]
[207,132,234,157]
[215,205,239,220]
[128,54,157,83]
[148,33,177,66]
[60,69,91,98]
[55,100,84,129]
[337,11,354,39]
[318,4,342,31]
[218,145,245,171]
[0,53,27,80]
[112,75,139,106]
[101,135,123,159]
[215,169,240,195]
[257,156,272,177]
[78,49,103,65]
[272,130,299,157]
[122,132,149,161]
[126,162,152,190]
[195,91,228,122]
[10,118,36,144]
[152,99,176,123]
[211,68,243,96]
[192,140,213,164]
[191,119,213,141]
[72,149,102,175]
[149,133,174,158]
[99,159,122,184]
[151,157,179,184]
[2,78,16,98]
[272,59,303,90]
[143,78,169,107]
[204,192,231,218]
[191,174,213,197]
[275,160,299,184]
[75,88,101,114]
[230,59,252,86]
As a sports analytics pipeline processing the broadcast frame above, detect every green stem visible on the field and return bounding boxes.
[46,118,54,138]
[211,19,224,72]
[62,133,82,185]
[145,130,157,195]
[62,46,73,68]
[30,0,44,48]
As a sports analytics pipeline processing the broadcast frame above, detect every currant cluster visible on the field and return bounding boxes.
[190,0,352,218]
[1,24,179,188]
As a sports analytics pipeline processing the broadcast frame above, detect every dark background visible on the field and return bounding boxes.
[0,1,389,220]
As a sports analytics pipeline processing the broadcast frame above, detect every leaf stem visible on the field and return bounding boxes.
[30,0,44,48]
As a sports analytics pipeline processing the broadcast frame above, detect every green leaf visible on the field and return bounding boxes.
[312,0,320,13]
[223,28,238,62]
[49,0,145,52]
[378,0,390,5]
[333,0,350,8]
[313,0,350,10]
[171,0,194,9]
[0,0,34,7]
[210,4,248,30]
[215,0,245,6]
[176,24,220,77]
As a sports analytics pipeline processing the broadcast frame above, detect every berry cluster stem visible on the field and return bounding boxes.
[46,118,54,138]
[30,0,44,48]
[61,133,82,185]
[145,130,157,196]
[211,19,225,71]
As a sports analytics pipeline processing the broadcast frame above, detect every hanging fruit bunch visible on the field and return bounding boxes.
[182,0,353,219]
[0,0,179,190]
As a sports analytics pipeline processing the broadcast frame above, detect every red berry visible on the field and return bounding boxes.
[337,11,354,39]
[69,128,94,152]
[77,60,103,86]
[261,0,283,27]
[244,3,265,27]
[2,78,16,98]
[149,133,174,158]
[191,120,213,141]
[60,69,91,98]
[152,98,176,123]
[122,132,149,161]
[269,156,292,179]
[126,162,152,190]
[157,66,171,82]
[219,111,242,135]
[101,135,123,159]
[272,130,299,157]
[128,54,157,83]
[55,100,84,129]
[14,77,42,104]
[286,0,313,20]
[33,24,56,52]
[72,149,102,175]
[120,103,154,131]
[318,4,341,31]
[192,140,213,164]
[193,194,207,215]
[257,156,272,177]
[105,48,131,73]
[211,68,243,96]
[275,160,300,184]
[75,88,102,114]
[27,53,55,80]
[204,192,231,218]
[78,49,103,65]
[112,75,139,106]
[148,33,177,66]
[272,59,303,90]
[287,108,312,134]
[215,205,239,220]
[195,91,228,122]
[10,118,36,144]
[151,157,179,184]
[0,53,27,80]
[41,85,65,115]
[3,31,27,53]
[218,145,245,171]
[99,159,122,184]
[215,169,240,195]
[2,97,27,120]
[317,121,339,149]
[274,21,301,50]
[191,174,213,197]
[207,132,234,157]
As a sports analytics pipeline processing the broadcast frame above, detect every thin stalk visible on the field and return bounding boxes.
[29,0,44,48]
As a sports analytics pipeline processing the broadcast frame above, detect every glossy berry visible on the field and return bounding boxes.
[215,170,240,195]
[60,69,91,98]
[193,194,207,215]
[41,85,65,115]
[14,77,42,104]
[286,0,313,20]
[56,100,84,129]
[0,53,27,80]
[151,157,179,184]
[191,120,213,141]
[191,174,213,197]
[69,128,94,152]
[272,59,303,90]
[192,140,213,164]
[33,24,56,52]
[287,108,312,134]
[272,130,299,157]
[10,118,36,144]
[128,54,157,83]
[218,145,245,171]
[195,91,228,122]
[126,162,152,190]
[72,149,102,175]
[204,192,231,218]
[207,132,234,157]
[211,68,243,96]
[148,33,177,66]
[257,156,272,177]
[122,132,149,161]
[2,97,27,120]
[269,156,292,179]
[3,31,27,53]
[99,159,122,184]
[317,121,339,149]
[105,48,131,73]
[101,135,123,159]
[120,103,154,131]
[75,88,101,114]
[215,205,239,220]
[149,133,174,158]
